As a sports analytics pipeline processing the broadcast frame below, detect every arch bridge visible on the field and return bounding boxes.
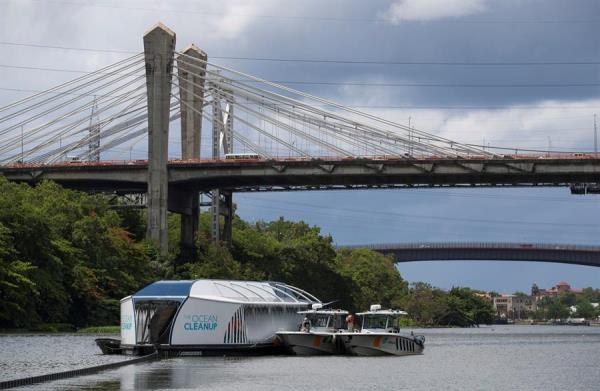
[342,242,600,267]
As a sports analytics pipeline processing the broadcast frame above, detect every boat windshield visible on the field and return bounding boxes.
[361,315,400,331]
[306,313,347,330]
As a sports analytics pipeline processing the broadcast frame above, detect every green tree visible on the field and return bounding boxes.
[547,302,570,320]
[0,222,38,327]
[558,292,577,306]
[437,287,495,327]
[400,282,448,326]
[575,300,595,319]
[335,248,407,312]
[531,308,547,321]
[0,178,163,328]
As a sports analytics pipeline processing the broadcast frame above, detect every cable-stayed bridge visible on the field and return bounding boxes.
[0,23,599,260]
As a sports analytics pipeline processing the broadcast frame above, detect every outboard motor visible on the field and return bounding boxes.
[413,335,426,346]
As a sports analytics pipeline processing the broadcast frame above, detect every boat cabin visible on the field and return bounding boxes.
[298,304,349,332]
[356,304,408,333]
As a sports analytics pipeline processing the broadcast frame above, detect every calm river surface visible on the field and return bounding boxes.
[2,325,600,390]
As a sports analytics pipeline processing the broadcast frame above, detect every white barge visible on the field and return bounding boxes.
[118,279,320,355]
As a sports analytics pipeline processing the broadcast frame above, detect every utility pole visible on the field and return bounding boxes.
[408,116,412,156]
[20,125,24,163]
[88,96,100,162]
[594,114,597,157]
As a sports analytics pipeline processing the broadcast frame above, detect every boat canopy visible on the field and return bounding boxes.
[130,279,320,305]
[356,309,408,316]
[298,309,349,315]
[132,280,193,301]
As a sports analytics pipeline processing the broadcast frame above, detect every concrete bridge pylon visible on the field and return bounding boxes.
[143,23,232,258]
[143,23,176,255]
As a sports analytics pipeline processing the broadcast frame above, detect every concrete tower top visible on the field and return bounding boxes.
[182,44,207,58]
[143,22,176,38]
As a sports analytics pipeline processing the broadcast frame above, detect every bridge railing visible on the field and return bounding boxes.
[3,153,599,169]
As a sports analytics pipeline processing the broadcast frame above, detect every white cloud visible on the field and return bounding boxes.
[193,0,279,40]
[364,100,598,153]
[381,0,488,23]
[331,83,597,153]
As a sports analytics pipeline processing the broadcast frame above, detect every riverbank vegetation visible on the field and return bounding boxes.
[532,290,600,321]
[0,179,498,329]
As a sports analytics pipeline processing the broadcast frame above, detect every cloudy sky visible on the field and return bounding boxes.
[1,0,599,293]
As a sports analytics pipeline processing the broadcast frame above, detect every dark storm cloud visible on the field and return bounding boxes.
[1,0,598,107]
[232,0,600,106]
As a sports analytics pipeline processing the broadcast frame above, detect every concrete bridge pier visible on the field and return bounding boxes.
[143,23,176,255]
[168,186,198,263]
[210,189,233,244]
[210,84,234,246]
[176,45,207,261]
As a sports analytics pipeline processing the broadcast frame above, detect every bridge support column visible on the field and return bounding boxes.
[210,84,234,246]
[222,191,233,244]
[210,189,233,245]
[144,23,176,255]
[176,45,207,261]
[211,189,221,243]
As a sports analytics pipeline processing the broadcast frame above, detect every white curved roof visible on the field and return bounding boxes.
[298,309,349,315]
[188,279,320,305]
[357,309,408,316]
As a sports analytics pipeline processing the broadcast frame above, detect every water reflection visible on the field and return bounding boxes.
[13,326,600,391]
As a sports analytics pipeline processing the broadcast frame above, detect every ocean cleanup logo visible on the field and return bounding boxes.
[183,314,218,331]
[121,314,133,330]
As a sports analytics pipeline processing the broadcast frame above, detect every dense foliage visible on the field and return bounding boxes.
[0,178,497,329]
[399,283,495,327]
[0,178,166,328]
[533,291,600,320]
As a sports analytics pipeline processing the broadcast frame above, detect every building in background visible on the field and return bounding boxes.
[533,281,583,298]
[493,294,537,320]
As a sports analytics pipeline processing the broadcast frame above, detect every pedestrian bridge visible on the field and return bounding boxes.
[341,242,600,267]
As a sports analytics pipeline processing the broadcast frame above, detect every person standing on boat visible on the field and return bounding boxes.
[301,317,311,332]
[346,314,356,332]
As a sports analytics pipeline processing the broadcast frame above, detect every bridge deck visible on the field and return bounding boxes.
[342,242,600,267]
[1,156,599,193]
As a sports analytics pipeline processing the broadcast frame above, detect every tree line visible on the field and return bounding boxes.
[532,291,600,321]
[0,178,494,330]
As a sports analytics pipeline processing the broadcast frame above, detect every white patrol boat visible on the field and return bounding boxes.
[340,304,425,356]
[276,304,349,355]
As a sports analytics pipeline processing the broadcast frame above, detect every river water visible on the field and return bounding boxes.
[1,326,600,390]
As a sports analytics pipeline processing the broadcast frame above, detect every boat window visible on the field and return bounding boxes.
[362,315,388,329]
[307,314,329,328]
[332,315,347,330]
